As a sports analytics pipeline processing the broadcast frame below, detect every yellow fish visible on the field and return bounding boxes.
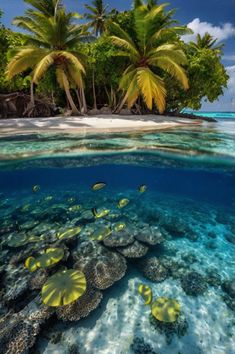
[117,198,129,209]
[91,182,106,191]
[67,197,76,204]
[138,284,152,305]
[92,208,110,218]
[57,227,82,240]
[44,196,53,201]
[114,222,126,232]
[21,204,31,212]
[138,184,147,193]
[69,205,81,212]
[32,185,40,193]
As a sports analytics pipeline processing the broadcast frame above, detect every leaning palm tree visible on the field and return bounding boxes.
[109,4,190,113]
[7,0,88,114]
[84,0,109,36]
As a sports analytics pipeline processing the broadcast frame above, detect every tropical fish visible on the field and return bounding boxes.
[69,205,81,212]
[44,196,53,201]
[91,182,106,191]
[138,184,147,193]
[138,284,152,305]
[67,197,76,204]
[32,185,40,193]
[117,198,130,209]
[21,204,31,212]
[92,208,110,218]
[89,226,112,241]
[114,221,126,232]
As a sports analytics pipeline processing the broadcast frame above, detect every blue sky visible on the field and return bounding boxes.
[1,0,235,111]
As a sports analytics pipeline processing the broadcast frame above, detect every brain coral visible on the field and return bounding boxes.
[135,226,164,246]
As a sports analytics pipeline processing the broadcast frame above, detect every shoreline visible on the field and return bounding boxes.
[0,114,203,136]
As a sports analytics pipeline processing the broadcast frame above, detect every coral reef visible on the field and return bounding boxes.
[134,226,164,246]
[56,285,103,321]
[137,257,168,282]
[130,337,158,354]
[181,271,207,296]
[117,240,148,258]
[149,313,188,344]
[103,230,134,247]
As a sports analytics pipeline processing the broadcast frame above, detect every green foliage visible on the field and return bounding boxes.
[0,27,28,93]
[165,43,229,111]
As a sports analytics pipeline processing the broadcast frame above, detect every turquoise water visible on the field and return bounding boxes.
[0,116,234,354]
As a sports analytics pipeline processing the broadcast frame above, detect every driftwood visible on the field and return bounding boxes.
[0,92,54,118]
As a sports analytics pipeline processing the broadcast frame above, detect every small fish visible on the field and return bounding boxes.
[89,226,112,241]
[21,204,31,212]
[91,182,106,191]
[138,284,152,305]
[32,185,40,193]
[69,205,81,212]
[67,197,76,204]
[92,208,110,218]
[117,198,130,209]
[44,196,53,201]
[114,221,126,232]
[138,184,147,193]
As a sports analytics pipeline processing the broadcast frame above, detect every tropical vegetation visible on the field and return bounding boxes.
[0,0,229,117]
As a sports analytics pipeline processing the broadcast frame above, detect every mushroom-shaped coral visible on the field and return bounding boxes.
[117,240,148,258]
[25,247,64,272]
[6,232,29,247]
[57,227,82,241]
[87,250,127,289]
[151,297,180,323]
[137,257,168,282]
[135,226,164,246]
[41,269,86,307]
[103,230,134,247]
[180,271,207,296]
[89,225,112,241]
[56,285,103,321]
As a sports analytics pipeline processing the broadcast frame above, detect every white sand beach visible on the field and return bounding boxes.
[0,115,202,136]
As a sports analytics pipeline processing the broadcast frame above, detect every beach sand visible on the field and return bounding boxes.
[0,114,202,136]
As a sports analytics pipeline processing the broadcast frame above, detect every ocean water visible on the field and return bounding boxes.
[0,116,235,354]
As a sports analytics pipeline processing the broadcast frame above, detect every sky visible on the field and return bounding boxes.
[1,0,235,111]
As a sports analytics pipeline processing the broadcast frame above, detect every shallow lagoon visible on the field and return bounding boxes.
[0,118,234,354]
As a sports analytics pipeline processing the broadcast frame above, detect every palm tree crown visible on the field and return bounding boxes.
[7,0,88,114]
[84,0,109,36]
[109,3,190,112]
[191,32,223,52]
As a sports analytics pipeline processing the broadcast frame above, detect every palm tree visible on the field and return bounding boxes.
[190,32,223,52]
[7,0,88,114]
[84,0,109,36]
[109,4,189,113]
[134,0,158,10]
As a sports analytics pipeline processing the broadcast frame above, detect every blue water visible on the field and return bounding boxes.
[0,115,235,354]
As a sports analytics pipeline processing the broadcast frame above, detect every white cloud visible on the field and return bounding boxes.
[182,18,235,43]
[223,54,235,62]
[226,65,235,96]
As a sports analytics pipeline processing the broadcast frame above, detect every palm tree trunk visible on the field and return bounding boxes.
[92,69,97,110]
[80,84,87,114]
[64,86,79,115]
[30,81,34,105]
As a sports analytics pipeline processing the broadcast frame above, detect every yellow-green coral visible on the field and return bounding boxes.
[151,297,180,323]
[138,284,152,305]
[89,226,112,241]
[41,269,86,307]
[25,247,64,272]
[57,227,82,241]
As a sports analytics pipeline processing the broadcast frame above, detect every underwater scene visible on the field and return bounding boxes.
[0,118,235,354]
